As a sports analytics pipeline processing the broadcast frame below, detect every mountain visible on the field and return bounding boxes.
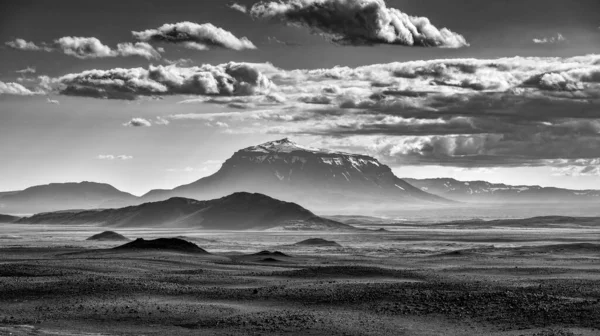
[404,178,600,203]
[0,182,138,214]
[0,214,19,223]
[142,138,449,212]
[17,192,355,231]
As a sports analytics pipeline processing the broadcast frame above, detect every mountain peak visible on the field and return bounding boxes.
[242,138,334,154]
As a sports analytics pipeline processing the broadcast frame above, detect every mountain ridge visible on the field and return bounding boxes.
[404,178,600,203]
[17,192,355,231]
[0,181,137,214]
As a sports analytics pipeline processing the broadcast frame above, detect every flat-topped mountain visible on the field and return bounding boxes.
[17,192,354,231]
[404,178,600,203]
[0,181,137,214]
[142,138,449,212]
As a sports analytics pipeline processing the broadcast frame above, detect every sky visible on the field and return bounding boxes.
[1,0,600,195]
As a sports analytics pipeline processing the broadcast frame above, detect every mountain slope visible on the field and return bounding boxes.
[17,192,354,231]
[0,214,19,223]
[0,182,138,214]
[404,178,600,203]
[143,138,449,212]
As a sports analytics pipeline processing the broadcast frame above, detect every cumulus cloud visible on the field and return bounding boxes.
[533,33,566,44]
[132,22,256,50]
[43,53,600,169]
[97,154,133,160]
[5,39,51,51]
[56,62,274,100]
[123,118,152,127]
[6,37,162,59]
[0,81,38,95]
[55,36,114,59]
[248,0,468,48]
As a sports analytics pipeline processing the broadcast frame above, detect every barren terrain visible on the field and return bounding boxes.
[1,221,599,335]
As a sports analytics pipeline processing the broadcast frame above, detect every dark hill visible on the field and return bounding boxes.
[0,214,20,223]
[86,231,129,241]
[0,181,137,214]
[113,238,208,253]
[17,192,354,231]
[253,251,290,257]
[295,238,341,247]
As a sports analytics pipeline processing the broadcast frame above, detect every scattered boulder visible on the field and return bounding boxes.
[113,238,209,253]
[86,231,129,241]
[294,238,341,247]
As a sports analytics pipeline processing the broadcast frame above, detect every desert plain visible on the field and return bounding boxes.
[1,216,600,336]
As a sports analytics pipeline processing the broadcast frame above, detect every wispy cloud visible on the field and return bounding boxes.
[5,37,162,60]
[229,3,248,14]
[533,33,567,44]
[97,154,133,160]
[16,67,36,74]
[46,97,60,105]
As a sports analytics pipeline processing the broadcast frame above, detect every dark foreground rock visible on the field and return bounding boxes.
[113,238,209,253]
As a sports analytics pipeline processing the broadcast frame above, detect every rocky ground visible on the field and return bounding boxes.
[0,227,599,335]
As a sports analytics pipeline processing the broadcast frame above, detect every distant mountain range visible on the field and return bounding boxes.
[0,182,137,214]
[3,140,599,217]
[17,192,354,231]
[404,178,600,203]
[141,138,448,212]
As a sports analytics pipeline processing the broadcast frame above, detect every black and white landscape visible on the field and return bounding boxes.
[2,0,600,335]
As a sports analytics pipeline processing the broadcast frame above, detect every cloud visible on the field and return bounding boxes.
[0,81,38,95]
[155,116,170,125]
[6,37,162,59]
[46,98,60,105]
[43,53,600,169]
[132,21,256,50]
[123,118,152,127]
[97,154,133,160]
[266,36,302,46]
[164,58,194,66]
[55,36,114,59]
[5,39,51,51]
[248,0,468,48]
[16,67,36,74]
[533,33,566,44]
[115,42,162,59]
[56,62,274,100]
[229,3,248,13]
